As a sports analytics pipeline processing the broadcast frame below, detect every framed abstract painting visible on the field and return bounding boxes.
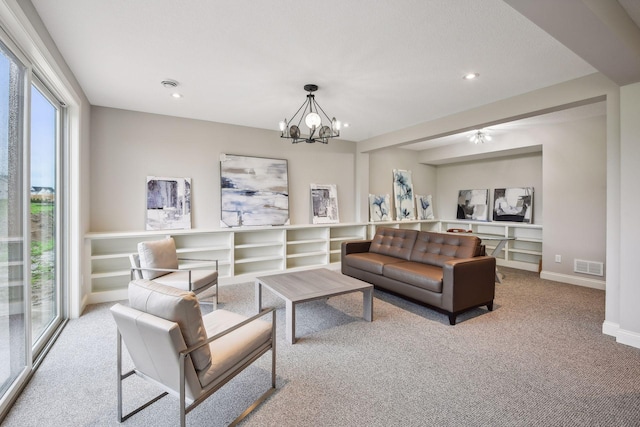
[310,183,339,224]
[146,176,191,230]
[456,189,489,221]
[220,154,289,227]
[493,187,534,223]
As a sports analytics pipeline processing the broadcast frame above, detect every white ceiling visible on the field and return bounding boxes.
[402,100,607,151]
[30,0,605,143]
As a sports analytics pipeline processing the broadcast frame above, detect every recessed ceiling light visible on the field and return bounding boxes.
[343,123,350,128]
[171,93,183,98]
[161,79,179,88]
[463,73,479,80]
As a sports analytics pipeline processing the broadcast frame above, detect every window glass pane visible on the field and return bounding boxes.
[0,40,26,398]
[30,85,57,345]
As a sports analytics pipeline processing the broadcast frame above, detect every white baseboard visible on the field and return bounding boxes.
[539,270,605,290]
[602,320,619,337]
[616,328,640,349]
[86,289,128,305]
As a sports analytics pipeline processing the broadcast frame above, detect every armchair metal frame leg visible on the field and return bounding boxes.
[116,331,168,422]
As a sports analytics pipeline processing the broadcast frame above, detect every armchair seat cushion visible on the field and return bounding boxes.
[198,310,272,387]
[383,262,443,293]
[153,269,219,292]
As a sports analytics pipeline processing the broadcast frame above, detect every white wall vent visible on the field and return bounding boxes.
[574,259,604,276]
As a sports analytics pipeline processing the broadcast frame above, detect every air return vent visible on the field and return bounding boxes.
[574,259,604,276]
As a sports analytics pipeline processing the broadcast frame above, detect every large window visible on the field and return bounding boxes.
[0,35,28,410]
[30,82,62,355]
[0,34,66,418]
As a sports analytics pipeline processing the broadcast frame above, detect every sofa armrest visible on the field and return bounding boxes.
[441,256,496,313]
[341,240,372,257]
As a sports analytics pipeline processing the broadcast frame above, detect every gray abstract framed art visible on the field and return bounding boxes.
[220,154,289,227]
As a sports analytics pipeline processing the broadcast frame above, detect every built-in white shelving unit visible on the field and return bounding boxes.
[439,219,543,272]
[84,220,540,304]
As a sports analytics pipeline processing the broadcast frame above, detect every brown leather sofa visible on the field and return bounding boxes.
[341,227,496,325]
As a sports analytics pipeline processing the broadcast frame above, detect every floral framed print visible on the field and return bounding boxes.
[393,169,415,220]
[369,194,391,222]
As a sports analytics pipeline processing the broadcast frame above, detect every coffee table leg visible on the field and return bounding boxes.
[255,280,263,313]
[286,300,295,344]
[363,288,373,322]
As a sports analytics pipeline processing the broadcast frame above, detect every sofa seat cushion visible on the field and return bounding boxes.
[383,261,443,293]
[198,309,272,388]
[344,252,405,275]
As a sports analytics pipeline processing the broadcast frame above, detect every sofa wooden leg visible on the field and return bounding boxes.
[448,314,456,325]
[487,301,494,311]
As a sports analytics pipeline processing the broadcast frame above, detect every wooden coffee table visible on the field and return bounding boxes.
[255,268,373,344]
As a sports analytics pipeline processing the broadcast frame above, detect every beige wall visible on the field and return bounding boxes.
[619,82,640,344]
[435,153,542,222]
[538,115,607,278]
[90,106,357,231]
[433,115,606,279]
[368,148,437,217]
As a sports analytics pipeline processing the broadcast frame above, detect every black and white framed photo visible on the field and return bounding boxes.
[310,183,339,224]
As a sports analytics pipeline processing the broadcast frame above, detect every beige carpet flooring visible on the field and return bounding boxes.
[3,268,640,426]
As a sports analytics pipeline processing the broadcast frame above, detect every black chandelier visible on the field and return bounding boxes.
[279,84,341,144]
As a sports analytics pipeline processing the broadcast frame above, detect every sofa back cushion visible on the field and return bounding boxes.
[369,227,418,261]
[410,231,481,267]
[128,279,212,372]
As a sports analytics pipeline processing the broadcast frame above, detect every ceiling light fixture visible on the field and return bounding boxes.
[463,73,479,80]
[161,79,178,88]
[279,84,340,144]
[469,129,492,144]
[161,79,183,98]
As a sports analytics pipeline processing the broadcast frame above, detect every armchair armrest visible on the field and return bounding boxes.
[131,259,218,282]
[178,259,219,270]
[441,256,496,313]
[130,266,184,280]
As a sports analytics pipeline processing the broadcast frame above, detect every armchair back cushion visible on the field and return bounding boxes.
[128,279,212,371]
[410,231,481,267]
[137,237,179,280]
[369,228,418,261]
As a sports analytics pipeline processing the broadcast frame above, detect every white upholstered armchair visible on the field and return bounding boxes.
[129,237,219,304]
[111,279,276,426]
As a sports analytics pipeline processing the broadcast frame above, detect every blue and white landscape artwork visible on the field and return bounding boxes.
[220,154,289,227]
